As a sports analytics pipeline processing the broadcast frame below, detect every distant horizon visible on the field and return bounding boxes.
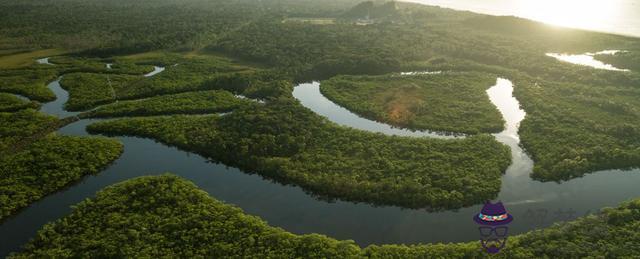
[402,0,640,38]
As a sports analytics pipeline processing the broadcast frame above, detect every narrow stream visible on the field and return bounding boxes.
[144,66,165,77]
[1,59,639,256]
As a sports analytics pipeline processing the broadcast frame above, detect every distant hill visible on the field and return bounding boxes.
[341,1,399,21]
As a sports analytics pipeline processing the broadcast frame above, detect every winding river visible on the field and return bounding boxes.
[1,57,640,256]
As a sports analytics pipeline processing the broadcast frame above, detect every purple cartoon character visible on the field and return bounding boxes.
[473,201,514,254]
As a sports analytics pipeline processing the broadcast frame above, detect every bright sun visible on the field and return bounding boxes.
[516,0,620,30]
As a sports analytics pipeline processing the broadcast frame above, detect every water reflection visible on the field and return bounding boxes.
[546,50,630,71]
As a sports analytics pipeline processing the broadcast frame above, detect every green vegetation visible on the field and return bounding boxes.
[0,106,123,221]
[0,0,636,186]
[341,0,399,21]
[594,51,640,71]
[1,0,640,255]
[0,49,66,69]
[396,57,640,181]
[321,72,504,134]
[515,76,640,181]
[59,73,139,111]
[115,55,255,100]
[57,53,262,111]
[11,175,361,258]
[0,109,59,152]
[12,175,640,258]
[83,90,254,118]
[0,93,39,112]
[0,68,58,102]
[0,135,122,221]
[87,99,511,209]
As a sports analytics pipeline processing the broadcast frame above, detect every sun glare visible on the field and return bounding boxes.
[516,0,619,30]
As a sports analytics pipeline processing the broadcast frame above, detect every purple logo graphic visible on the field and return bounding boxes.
[473,201,513,254]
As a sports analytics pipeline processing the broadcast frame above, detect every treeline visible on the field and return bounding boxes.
[87,98,511,210]
[12,174,640,258]
[0,0,362,54]
[212,19,406,79]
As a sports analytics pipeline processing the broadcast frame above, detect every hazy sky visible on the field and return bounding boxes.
[403,0,640,37]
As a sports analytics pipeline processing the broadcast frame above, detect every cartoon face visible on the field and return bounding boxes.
[478,226,509,254]
[473,201,513,254]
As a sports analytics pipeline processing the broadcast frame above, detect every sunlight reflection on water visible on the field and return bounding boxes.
[546,50,630,71]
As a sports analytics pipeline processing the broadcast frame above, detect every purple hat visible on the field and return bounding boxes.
[473,201,513,226]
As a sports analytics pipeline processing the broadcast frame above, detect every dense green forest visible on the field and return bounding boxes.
[0,67,58,102]
[60,73,140,111]
[0,135,122,221]
[83,90,254,118]
[87,100,511,209]
[594,51,640,71]
[321,72,504,134]
[0,93,39,112]
[0,109,59,152]
[12,174,640,258]
[0,110,122,221]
